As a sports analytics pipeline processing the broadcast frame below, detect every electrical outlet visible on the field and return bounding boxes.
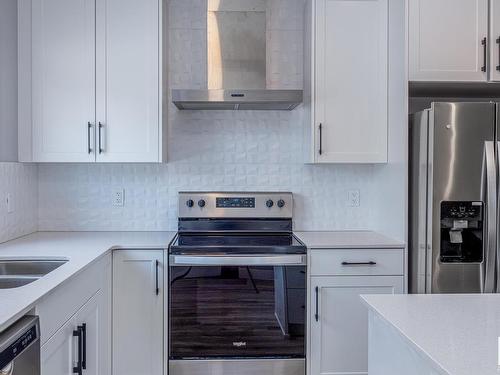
[347,189,360,207]
[6,193,14,213]
[112,189,125,207]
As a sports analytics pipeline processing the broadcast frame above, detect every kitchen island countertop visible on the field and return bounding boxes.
[363,294,500,375]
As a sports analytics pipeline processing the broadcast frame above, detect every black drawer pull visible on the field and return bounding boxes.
[496,36,500,71]
[87,122,92,154]
[81,324,86,370]
[98,122,104,154]
[482,37,487,73]
[73,326,84,375]
[314,286,319,322]
[155,260,160,296]
[318,123,323,155]
[341,261,377,266]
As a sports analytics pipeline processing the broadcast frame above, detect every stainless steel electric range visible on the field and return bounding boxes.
[168,192,306,375]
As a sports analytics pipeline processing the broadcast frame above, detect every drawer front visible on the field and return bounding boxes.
[310,249,404,276]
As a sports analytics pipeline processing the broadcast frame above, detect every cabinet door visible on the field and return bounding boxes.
[41,316,75,375]
[314,0,388,163]
[112,250,164,375]
[41,290,109,375]
[72,289,110,375]
[490,0,500,81]
[31,0,96,162]
[409,0,488,82]
[95,0,160,162]
[309,276,403,375]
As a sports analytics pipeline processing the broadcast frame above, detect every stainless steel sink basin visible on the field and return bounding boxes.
[0,259,67,276]
[0,259,68,289]
[0,277,39,289]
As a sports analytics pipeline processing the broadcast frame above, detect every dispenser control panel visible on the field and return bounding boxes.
[440,201,483,263]
[441,201,482,219]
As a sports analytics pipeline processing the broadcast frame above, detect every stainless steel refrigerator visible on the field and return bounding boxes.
[409,102,499,294]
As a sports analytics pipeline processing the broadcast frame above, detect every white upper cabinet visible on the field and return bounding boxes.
[409,0,489,81]
[95,0,161,162]
[305,0,388,163]
[19,0,164,163]
[31,0,96,162]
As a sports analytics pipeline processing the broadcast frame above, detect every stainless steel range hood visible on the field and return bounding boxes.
[172,89,302,110]
[172,0,303,111]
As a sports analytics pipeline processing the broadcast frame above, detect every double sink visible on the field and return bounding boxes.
[0,259,68,289]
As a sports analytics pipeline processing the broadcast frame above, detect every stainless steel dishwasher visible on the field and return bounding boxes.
[0,316,40,375]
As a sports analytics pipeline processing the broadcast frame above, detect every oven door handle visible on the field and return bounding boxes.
[169,254,306,266]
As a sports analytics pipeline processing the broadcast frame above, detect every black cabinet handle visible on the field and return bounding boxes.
[318,123,323,155]
[314,286,319,322]
[496,36,500,71]
[482,37,487,72]
[81,324,86,370]
[341,261,377,266]
[155,260,159,296]
[73,326,83,375]
[87,122,92,154]
[98,122,104,154]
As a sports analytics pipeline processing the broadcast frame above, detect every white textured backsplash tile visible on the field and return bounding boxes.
[0,163,38,243]
[38,107,375,232]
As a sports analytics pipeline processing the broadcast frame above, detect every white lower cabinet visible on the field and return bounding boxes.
[40,314,75,375]
[41,289,110,375]
[112,250,164,375]
[308,248,404,375]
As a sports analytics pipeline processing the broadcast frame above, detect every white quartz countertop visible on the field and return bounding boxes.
[0,231,176,332]
[0,230,402,333]
[362,294,500,375]
[294,231,404,249]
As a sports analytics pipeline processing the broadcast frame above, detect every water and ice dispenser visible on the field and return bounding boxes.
[440,201,483,263]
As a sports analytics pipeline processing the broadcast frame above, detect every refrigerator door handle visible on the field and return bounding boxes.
[496,141,500,293]
[481,141,497,293]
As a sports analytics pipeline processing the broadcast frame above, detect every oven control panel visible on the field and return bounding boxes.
[179,192,293,218]
[216,197,255,208]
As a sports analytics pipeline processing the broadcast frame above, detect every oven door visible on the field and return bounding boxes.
[169,254,306,373]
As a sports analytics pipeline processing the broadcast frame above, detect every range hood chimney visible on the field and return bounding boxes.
[172,0,303,111]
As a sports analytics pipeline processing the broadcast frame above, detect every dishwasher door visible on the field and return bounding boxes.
[0,316,40,375]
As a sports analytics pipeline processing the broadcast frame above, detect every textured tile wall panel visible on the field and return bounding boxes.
[37,0,377,232]
[0,163,38,243]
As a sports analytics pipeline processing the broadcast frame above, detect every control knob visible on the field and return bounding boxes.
[277,199,285,208]
[198,199,206,208]
[186,199,194,208]
[266,199,274,208]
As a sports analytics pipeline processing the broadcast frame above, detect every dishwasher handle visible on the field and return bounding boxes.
[0,316,39,373]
